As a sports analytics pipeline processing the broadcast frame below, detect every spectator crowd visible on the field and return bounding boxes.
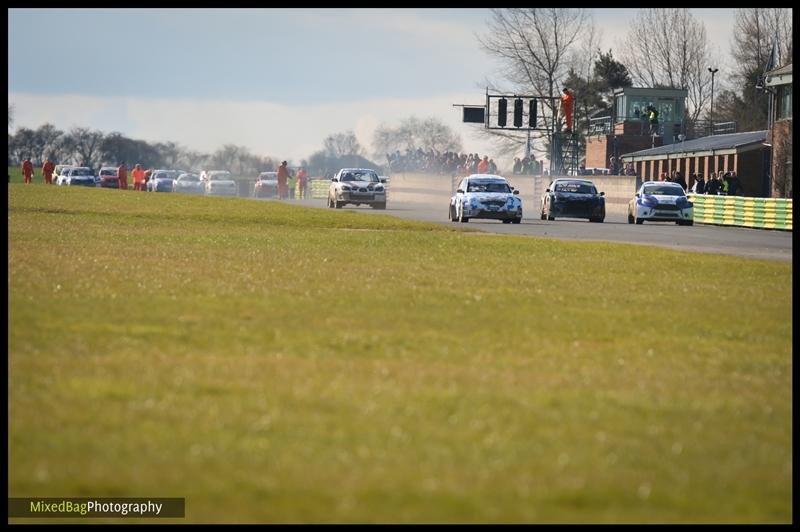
[386,149,500,175]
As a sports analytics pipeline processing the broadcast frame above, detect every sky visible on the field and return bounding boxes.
[8,8,739,168]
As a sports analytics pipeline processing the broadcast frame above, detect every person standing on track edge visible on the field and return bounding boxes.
[277,161,289,199]
[132,164,146,191]
[296,167,308,199]
[560,87,574,134]
[118,161,128,190]
[41,157,55,185]
[21,157,34,184]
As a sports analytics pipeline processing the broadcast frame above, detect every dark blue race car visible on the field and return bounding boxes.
[540,178,605,223]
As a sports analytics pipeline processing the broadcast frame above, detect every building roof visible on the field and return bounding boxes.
[767,63,792,77]
[765,63,792,86]
[621,130,767,160]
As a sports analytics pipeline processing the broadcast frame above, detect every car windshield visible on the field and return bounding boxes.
[100,169,116,176]
[155,174,174,180]
[179,175,199,182]
[643,185,684,196]
[72,169,93,176]
[210,173,231,181]
[467,181,510,193]
[260,173,277,180]
[555,182,596,194]
[341,171,379,182]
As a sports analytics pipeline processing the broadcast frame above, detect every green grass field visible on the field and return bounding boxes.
[8,183,792,523]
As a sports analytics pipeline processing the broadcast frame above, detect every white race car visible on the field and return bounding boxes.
[628,181,694,225]
[449,174,522,223]
[327,168,387,209]
[201,170,238,196]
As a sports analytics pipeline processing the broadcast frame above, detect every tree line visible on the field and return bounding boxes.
[8,115,465,178]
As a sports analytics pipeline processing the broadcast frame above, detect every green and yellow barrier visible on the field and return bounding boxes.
[310,179,329,199]
[688,194,793,231]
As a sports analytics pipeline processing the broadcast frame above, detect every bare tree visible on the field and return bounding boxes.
[372,116,461,160]
[323,130,362,158]
[478,8,591,160]
[8,104,13,129]
[210,144,241,171]
[619,9,714,122]
[733,8,793,78]
[69,127,105,167]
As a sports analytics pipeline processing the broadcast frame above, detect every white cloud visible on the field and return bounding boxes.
[9,91,510,167]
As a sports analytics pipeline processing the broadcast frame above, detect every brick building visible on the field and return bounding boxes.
[765,63,792,198]
[619,131,770,197]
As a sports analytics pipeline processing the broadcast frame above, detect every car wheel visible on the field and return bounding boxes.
[458,205,469,223]
[686,220,694,226]
[502,219,511,224]
[512,217,521,224]
[448,204,455,222]
[590,217,604,223]
[327,196,334,208]
[635,214,644,224]
[627,210,634,224]
[546,201,555,221]
[335,199,344,209]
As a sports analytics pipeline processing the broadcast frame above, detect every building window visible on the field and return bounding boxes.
[778,85,792,120]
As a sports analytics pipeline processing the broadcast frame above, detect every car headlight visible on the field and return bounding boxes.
[341,185,352,191]
[374,186,384,192]
[639,194,658,207]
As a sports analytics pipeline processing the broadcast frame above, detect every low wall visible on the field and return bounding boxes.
[688,194,793,231]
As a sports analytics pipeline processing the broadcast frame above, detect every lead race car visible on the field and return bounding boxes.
[628,180,694,225]
[449,174,522,223]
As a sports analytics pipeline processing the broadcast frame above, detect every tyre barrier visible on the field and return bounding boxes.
[687,194,792,231]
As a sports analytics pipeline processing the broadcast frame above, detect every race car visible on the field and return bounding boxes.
[540,178,605,222]
[628,181,694,225]
[327,168,387,209]
[449,174,522,223]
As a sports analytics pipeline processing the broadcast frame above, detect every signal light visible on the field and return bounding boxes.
[498,98,507,127]
[513,98,523,128]
[529,99,537,127]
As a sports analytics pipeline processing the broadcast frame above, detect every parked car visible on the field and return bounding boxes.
[449,174,522,223]
[97,167,120,188]
[53,164,72,181]
[327,168,387,209]
[540,178,605,222]
[147,169,180,192]
[173,173,204,194]
[62,167,97,187]
[201,170,238,196]
[628,181,694,225]
[253,172,279,198]
[55,166,74,186]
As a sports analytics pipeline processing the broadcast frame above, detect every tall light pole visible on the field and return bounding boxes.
[708,67,719,135]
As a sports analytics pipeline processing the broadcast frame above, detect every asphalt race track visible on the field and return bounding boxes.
[259,174,792,262]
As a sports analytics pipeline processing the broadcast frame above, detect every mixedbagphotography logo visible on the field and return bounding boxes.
[8,498,185,518]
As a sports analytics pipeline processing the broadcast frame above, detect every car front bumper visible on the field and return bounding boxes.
[635,204,693,221]
[336,191,386,203]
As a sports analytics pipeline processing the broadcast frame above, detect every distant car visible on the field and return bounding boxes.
[201,170,238,196]
[53,164,72,181]
[540,178,605,222]
[449,174,522,223]
[62,167,97,187]
[173,173,204,195]
[55,166,74,186]
[327,168,387,209]
[147,169,180,192]
[253,172,279,198]
[628,181,694,225]
[97,167,119,188]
